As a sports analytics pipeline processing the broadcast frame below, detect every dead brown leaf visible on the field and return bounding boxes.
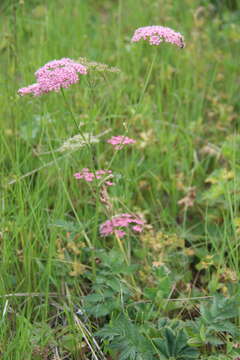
[178,187,196,209]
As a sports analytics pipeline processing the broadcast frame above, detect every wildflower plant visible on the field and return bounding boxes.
[17,53,141,261]
[17,21,186,292]
[131,25,185,104]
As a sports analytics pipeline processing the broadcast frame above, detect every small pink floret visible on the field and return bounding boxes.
[18,83,43,96]
[132,225,143,232]
[149,35,162,45]
[74,168,114,186]
[18,58,87,97]
[131,25,185,48]
[107,136,136,150]
[115,230,126,238]
[100,213,144,238]
[105,181,114,186]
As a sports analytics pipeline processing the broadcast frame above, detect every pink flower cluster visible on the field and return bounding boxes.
[18,58,87,96]
[131,26,185,48]
[100,213,144,238]
[74,168,114,186]
[107,136,136,150]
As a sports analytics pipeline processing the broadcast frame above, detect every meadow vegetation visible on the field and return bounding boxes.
[1,0,240,359]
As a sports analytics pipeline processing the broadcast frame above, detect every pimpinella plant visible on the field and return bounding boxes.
[17,54,145,260]
[17,23,186,259]
[131,25,185,103]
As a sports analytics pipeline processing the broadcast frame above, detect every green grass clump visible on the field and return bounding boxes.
[1,0,240,359]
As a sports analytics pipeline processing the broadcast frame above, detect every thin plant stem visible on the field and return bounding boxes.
[106,127,131,171]
[138,49,157,104]
[60,89,102,278]
[60,88,83,135]
[117,0,122,65]
[46,127,93,248]
[115,232,129,264]
[60,88,98,170]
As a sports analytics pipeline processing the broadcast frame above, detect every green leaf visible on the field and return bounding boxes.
[96,317,154,360]
[84,293,104,303]
[154,328,199,360]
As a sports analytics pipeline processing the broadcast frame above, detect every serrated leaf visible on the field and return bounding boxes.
[87,303,110,317]
[96,317,154,360]
[84,293,104,303]
[154,328,199,360]
[208,321,239,336]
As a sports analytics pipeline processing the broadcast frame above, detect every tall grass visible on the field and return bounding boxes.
[1,0,239,359]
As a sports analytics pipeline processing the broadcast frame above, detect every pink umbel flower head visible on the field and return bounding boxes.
[18,83,43,96]
[74,168,114,186]
[100,213,144,238]
[107,136,136,150]
[131,26,185,48]
[18,58,87,96]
